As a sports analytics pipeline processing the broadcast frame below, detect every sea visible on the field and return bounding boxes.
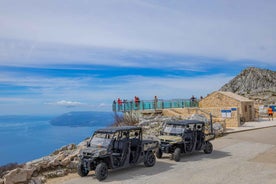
[0,112,114,166]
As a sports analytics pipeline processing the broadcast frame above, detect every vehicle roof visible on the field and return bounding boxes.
[166,120,205,126]
[95,126,141,133]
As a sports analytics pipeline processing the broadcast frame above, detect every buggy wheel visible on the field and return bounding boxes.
[173,148,181,162]
[95,162,108,181]
[155,148,163,159]
[77,163,89,177]
[144,151,156,167]
[204,141,213,154]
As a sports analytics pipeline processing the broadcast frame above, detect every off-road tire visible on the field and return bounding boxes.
[155,148,163,159]
[77,163,89,177]
[95,162,108,181]
[173,148,181,162]
[144,151,156,167]
[204,141,213,154]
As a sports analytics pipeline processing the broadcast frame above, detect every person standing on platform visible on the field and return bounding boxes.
[134,96,140,110]
[112,100,116,112]
[117,98,123,111]
[268,107,273,120]
[154,96,158,110]
[190,95,196,107]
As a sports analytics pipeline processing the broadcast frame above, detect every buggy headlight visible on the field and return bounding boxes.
[94,150,107,157]
[99,150,107,156]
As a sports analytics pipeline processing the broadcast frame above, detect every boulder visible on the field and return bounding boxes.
[28,176,46,184]
[43,169,68,179]
[213,122,224,137]
[188,114,208,123]
[47,154,66,167]
[61,150,78,166]
[3,168,34,184]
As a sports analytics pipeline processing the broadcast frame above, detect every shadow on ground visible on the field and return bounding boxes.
[91,161,175,182]
[159,150,231,163]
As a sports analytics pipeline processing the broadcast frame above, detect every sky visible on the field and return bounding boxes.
[0,0,276,115]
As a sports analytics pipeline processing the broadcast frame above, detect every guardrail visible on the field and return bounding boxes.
[112,99,199,112]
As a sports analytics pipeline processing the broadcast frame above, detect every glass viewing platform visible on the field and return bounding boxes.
[112,99,199,112]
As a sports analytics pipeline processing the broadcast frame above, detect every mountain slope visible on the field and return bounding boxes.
[220,67,276,104]
[50,111,114,127]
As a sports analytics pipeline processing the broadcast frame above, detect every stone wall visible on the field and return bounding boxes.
[162,107,240,127]
[199,92,241,108]
[199,91,255,124]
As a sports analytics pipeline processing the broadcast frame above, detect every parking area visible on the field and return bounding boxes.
[48,126,276,184]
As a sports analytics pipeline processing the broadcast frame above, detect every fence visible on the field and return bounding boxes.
[112,99,199,112]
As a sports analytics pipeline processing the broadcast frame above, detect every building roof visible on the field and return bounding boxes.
[217,91,253,102]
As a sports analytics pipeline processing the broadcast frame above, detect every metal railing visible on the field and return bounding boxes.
[112,99,199,112]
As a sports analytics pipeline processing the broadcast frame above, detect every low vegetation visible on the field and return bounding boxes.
[112,112,139,126]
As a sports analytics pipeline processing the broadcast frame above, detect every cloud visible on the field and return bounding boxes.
[0,67,233,102]
[0,0,276,67]
[47,100,84,108]
[0,64,234,114]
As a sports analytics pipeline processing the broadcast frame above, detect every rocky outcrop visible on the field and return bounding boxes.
[220,67,276,104]
[1,143,86,184]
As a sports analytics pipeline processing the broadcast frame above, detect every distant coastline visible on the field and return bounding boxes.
[49,111,114,127]
[0,111,114,166]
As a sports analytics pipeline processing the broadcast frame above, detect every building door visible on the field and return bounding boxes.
[248,105,253,121]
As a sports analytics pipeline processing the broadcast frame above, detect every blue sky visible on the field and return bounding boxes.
[0,0,276,115]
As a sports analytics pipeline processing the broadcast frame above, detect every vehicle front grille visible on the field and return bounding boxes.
[83,152,94,157]
[160,139,173,144]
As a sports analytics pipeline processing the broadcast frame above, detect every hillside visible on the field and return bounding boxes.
[220,67,276,104]
[50,111,114,127]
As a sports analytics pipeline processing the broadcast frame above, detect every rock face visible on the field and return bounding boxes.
[220,67,276,104]
[1,143,84,184]
[139,115,176,138]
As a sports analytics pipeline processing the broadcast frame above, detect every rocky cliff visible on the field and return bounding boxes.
[0,142,87,184]
[220,67,276,104]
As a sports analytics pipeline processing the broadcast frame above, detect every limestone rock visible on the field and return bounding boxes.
[3,168,33,184]
[220,67,276,104]
[188,114,208,123]
[43,169,68,178]
[213,122,224,137]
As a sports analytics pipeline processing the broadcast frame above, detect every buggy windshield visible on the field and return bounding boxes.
[163,125,185,135]
[89,132,114,148]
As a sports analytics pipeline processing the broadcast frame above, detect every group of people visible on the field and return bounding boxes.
[113,96,141,111]
[113,96,160,111]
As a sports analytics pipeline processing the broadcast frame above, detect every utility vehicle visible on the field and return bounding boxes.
[78,126,158,181]
[156,119,215,162]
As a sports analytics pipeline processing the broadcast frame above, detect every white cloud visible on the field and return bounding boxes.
[47,100,84,108]
[0,0,276,66]
[0,69,232,102]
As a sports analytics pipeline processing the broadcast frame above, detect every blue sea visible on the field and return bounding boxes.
[0,112,114,166]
